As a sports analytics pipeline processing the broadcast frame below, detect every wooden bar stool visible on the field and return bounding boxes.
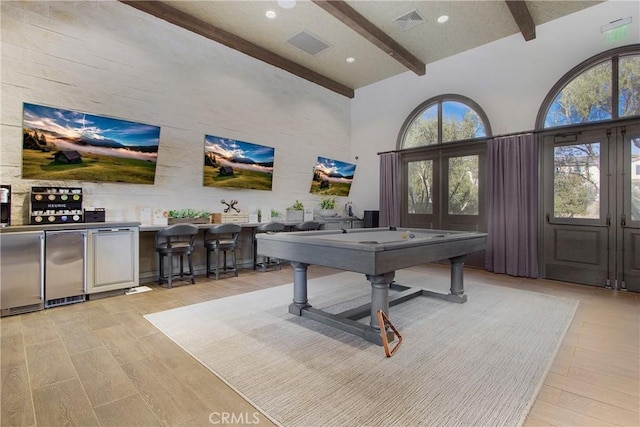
[204,223,242,280]
[253,222,285,271]
[154,223,199,288]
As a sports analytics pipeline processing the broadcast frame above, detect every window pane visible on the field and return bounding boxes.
[403,104,438,148]
[632,137,640,221]
[544,61,612,128]
[448,155,478,215]
[619,55,640,118]
[408,160,433,214]
[442,101,486,143]
[553,143,601,219]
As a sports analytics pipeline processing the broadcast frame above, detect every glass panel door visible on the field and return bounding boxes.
[541,121,640,291]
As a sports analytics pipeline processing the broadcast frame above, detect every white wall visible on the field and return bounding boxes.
[0,1,351,224]
[349,0,640,215]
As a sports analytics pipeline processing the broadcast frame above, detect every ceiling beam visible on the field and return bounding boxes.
[119,1,355,98]
[312,0,425,76]
[505,0,536,41]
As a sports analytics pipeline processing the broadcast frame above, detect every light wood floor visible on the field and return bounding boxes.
[1,264,638,427]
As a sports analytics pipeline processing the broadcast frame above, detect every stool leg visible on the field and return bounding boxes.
[188,253,195,284]
[215,248,220,280]
[223,251,228,273]
[158,254,164,286]
[167,255,173,288]
[206,247,211,278]
[232,247,238,277]
[179,255,184,278]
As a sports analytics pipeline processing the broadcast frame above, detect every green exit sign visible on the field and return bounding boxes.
[604,25,629,43]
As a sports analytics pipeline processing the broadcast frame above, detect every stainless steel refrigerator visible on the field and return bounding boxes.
[45,230,86,308]
[0,231,44,316]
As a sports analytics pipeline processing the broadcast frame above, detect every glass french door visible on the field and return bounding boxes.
[401,143,486,267]
[541,122,640,291]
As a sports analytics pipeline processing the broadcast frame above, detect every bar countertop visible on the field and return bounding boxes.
[0,222,140,233]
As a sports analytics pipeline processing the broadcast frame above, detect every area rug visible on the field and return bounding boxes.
[144,270,578,427]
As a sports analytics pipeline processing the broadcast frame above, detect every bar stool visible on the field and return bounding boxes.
[204,223,242,280]
[154,223,199,288]
[293,221,321,231]
[253,222,285,271]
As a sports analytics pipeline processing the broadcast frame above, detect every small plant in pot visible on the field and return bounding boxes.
[319,195,337,217]
[286,200,304,221]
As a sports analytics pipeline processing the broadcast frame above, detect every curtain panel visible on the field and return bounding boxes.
[485,134,539,278]
[379,152,401,227]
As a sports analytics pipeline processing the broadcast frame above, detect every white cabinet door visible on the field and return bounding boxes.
[87,228,139,293]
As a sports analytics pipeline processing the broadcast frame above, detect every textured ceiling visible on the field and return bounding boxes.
[161,0,602,91]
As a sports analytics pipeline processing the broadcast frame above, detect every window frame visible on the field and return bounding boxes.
[536,44,640,130]
[396,94,492,150]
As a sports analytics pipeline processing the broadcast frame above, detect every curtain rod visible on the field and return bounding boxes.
[377,116,640,155]
[376,129,537,156]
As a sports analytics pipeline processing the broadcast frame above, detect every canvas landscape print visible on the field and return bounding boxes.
[310,156,356,196]
[203,135,275,191]
[22,103,160,184]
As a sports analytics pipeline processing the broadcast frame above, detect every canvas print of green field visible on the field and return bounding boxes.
[22,103,160,184]
[310,156,356,196]
[203,135,275,191]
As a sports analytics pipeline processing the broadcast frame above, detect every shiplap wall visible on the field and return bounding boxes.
[0,1,351,225]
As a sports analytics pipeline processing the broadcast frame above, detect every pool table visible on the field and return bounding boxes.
[256,227,487,345]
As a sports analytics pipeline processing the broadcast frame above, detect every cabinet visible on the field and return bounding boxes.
[86,227,139,294]
[0,231,44,316]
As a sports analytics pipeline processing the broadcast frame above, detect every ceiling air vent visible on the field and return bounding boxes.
[394,9,425,31]
[286,30,331,56]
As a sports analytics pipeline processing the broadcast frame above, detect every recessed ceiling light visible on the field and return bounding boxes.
[437,15,449,24]
[266,10,277,19]
[346,57,355,63]
[277,0,296,9]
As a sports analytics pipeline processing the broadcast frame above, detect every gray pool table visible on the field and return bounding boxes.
[256,227,487,345]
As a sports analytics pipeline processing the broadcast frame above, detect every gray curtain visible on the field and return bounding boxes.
[485,134,539,277]
[379,152,401,227]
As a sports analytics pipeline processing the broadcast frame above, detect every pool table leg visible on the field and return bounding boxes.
[289,261,311,315]
[365,272,396,343]
[448,255,468,303]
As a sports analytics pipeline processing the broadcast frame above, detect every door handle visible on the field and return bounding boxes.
[621,214,626,228]
[545,213,550,223]
[606,214,611,227]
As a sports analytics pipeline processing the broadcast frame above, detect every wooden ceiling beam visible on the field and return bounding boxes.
[505,0,536,41]
[119,1,355,98]
[312,0,425,76]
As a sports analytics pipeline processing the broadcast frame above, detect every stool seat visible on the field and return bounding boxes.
[254,222,285,271]
[155,223,199,288]
[293,221,321,231]
[205,223,242,280]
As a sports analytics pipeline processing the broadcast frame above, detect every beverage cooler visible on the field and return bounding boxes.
[44,230,86,307]
[0,231,44,316]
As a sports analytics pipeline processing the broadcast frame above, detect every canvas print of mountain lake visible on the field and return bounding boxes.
[310,156,356,196]
[203,135,275,191]
[22,103,160,184]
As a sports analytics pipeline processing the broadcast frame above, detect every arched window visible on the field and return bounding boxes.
[537,45,640,129]
[398,94,491,149]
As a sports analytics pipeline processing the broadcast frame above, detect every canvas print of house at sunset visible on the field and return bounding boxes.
[310,156,356,196]
[203,135,275,191]
[22,103,160,184]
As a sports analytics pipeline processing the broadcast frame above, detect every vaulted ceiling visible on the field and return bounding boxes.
[121,0,601,98]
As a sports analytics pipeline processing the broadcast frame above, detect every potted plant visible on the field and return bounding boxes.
[286,200,304,221]
[168,209,211,224]
[319,195,337,217]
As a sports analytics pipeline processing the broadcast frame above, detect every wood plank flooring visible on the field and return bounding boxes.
[1,264,638,426]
